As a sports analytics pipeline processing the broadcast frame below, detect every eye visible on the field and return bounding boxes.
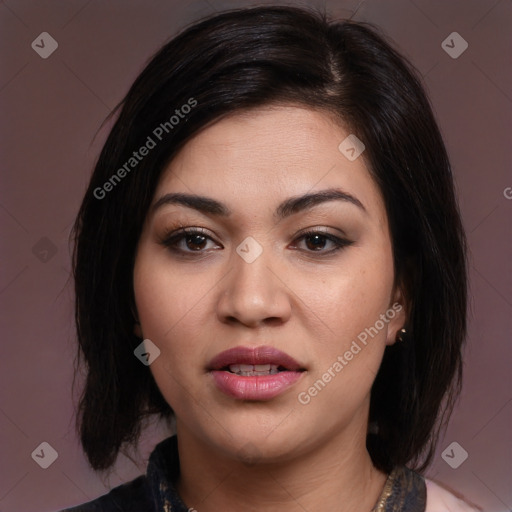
[160,227,222,254]
[291,229,353,254]
[160,227,353,257]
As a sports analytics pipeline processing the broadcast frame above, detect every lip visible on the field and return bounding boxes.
[208,345,303,371]
[208,345,305,401]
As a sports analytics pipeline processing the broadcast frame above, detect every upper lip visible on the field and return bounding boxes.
[208,345,304,371]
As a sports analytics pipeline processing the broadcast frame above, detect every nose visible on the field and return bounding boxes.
[216,244,292,328]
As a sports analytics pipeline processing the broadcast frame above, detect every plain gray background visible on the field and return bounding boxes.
[0,1,510,511]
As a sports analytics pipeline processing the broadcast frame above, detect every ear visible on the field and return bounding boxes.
[385,285,408,346]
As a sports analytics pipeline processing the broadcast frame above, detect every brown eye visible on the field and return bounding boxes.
[161,228,221,255]
[304,233,329,251]
[292,230,353,255]
[184,233,208,251]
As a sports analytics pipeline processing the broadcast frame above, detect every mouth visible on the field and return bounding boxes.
[208,345,306,401]
[208,345,304,372]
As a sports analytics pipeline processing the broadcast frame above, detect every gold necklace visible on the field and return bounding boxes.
[370,467,396,511]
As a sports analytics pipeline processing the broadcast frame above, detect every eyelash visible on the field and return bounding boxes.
[160,227,353,257]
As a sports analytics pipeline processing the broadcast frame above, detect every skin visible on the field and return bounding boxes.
[133,105,407,511]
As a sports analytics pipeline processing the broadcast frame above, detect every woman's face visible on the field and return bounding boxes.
[133,105,405,462]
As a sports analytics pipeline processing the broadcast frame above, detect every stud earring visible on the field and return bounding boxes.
[396,328,407,342]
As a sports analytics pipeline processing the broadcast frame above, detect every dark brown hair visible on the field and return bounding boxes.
[72,5,467,473]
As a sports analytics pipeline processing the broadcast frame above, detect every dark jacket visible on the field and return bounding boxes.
[62,435,426,511]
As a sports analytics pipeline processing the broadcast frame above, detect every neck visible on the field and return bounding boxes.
[174,422,388,512]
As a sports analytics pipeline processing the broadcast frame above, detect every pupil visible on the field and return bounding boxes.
[187,234,206,250]
[306,234,326,250]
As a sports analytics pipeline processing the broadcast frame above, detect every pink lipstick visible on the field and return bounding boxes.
[208,345,305,401]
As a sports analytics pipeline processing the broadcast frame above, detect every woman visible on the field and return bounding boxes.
[66,5,481,511]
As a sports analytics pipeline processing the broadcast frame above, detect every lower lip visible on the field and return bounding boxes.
[210,370,304,401]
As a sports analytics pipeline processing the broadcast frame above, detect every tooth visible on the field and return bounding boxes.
[254,364,270,372]
[226,363,285,376]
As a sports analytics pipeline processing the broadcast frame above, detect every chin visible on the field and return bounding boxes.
[201,414,307,465]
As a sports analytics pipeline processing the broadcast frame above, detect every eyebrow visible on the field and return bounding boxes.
[151,188,366,220]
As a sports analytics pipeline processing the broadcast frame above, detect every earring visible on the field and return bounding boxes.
[396,328,407,342]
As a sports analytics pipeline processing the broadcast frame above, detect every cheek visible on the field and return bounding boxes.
[298,250,394,344]
[134,249,203,338]
[132,249,219,381]
[292,244,395,409]
[132,252,211,411]
[294,274,392,422]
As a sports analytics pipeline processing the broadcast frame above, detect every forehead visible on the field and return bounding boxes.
[153,105,386,223]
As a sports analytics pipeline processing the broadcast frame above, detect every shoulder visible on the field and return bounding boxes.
[425,478,482,512]
[60,474,153,512]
